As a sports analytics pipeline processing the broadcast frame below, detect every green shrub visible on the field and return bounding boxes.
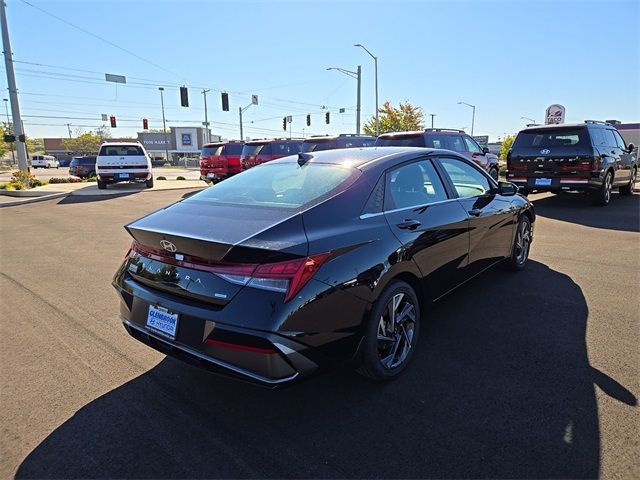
[0,182,8,190]
[157,176,167,180]
[85,176,97,183]
[48,177,83,184]
[176,176,186,181]
[10,171,42,189]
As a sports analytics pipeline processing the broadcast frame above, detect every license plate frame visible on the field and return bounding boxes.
[119,173,130,179]
[146,305,179,339]
[535,177,552,186]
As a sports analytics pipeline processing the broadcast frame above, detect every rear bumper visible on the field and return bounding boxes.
[507,174,602,192]
[98,171,151,182]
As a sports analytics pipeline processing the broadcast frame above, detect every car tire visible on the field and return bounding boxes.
[593,171,613,206]
[504,215,532,271]
[489,166,499,181]
[619,167,636,196]
[97,180,107,190]
[146,177,154,189]
[355,280,421,382]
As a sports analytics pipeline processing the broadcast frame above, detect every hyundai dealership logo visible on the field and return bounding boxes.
[540,149,551,154]
[160,240,177,252]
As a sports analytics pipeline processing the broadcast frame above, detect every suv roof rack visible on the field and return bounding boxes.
[584,120,610,126]
[424,128,466,133]
[338,133,371,137]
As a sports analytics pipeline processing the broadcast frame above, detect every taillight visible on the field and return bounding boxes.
[560,162,592,172]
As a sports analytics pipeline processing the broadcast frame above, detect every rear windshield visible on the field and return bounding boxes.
[99,145,145,156]
[241,144,266,156]
[201,145,223,156]
[300,139,337,153]
[187,163,359,209]
[375,135,425,147]
[513,128,588,148]
[222,143,244,156]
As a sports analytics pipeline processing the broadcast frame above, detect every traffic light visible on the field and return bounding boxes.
[180,86,189,107]
[3,134,15,142]
[110,115,117,128]
[306,114,311,126]
[221,92,229,111]
[325,112,330,124]
[142,118,148,130]
[282,117,287,131]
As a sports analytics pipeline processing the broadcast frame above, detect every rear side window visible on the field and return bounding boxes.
[99,145,144,156]
[300,140,337,152]
[513,128,588,148]
[448,136,466,152]
[423,135,448,149]
[70,158,79,167]
[375,135,425,147]
[271,142,300,155]
[188,163,359,210]
[223,144,244,156]
[242,144,265,156]
[80,157,96,165]
[201,145,223,156]
[590,128,607,147]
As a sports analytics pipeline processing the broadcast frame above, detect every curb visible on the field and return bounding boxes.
[0,191,69,208]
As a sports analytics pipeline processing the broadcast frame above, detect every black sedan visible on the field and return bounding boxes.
[113,147,535,386]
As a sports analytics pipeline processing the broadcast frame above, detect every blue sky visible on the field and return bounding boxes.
[4,0,639,141]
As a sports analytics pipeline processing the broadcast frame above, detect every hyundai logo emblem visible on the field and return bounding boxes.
[540,149,551,155]
[160,240,177,253]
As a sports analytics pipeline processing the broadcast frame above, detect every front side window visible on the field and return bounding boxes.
[385,160,448,210]
[612,130,627,150]
[463,136,483,153]
[223,143,244,156]
[438,157,491,198]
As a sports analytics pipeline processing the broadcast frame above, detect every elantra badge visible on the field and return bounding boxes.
[160,240,177,253]
[540,149,551,154]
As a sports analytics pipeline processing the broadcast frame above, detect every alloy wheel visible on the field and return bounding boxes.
[604,173,612,204]
[515,220,531,265]
[377,293,417,370]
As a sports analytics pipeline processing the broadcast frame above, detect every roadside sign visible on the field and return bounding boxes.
[202,121,210,126]
[286,115,293,123]
[473,135,489,148]
[101,114,108,121]
[545,104,565,125]
[105,73,127,84]
[251,95,259,105]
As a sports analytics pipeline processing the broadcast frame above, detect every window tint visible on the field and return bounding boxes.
[242,144,265,157]
[375,135,425,147]
[463,136,483,153]
[189,163,358,209]
[80,157,96,165]
[439,157,491,198]
[603,130,618,148]
[99,145,144,156]
[201,145,223,156]
[512,128,588,148]
[590,128,607,147]
[258,144,273,156]
[385,160,448,210]
[448,136,466,152]
[222,143,244,155]
[423,134,448,149]
[612,130,627,150]
[271,142,300,156]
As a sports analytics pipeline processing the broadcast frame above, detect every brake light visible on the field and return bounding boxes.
[560,162,592,172]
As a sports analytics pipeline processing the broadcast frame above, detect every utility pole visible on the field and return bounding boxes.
[3,97,14,164]
[327,66,361,134]
[429,113,436,129]
[202,89,210,143]
[158,87,169,163]
[66,123,72,139]
[1,0,28,171]
[355,44,379,135]
[458,101,476,136]
[239,95,258,141]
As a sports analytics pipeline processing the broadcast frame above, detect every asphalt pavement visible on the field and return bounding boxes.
[0,166,200,182]
[0,189,638,479]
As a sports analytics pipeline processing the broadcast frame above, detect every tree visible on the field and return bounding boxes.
[500,135,515,161]
[0,124,10,159]
[62,127,112,154]
[363,101,425,136]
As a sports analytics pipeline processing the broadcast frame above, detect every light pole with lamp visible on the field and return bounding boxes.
[458,101,476,136]
[354,44,378,136]
[239,95,258,141]
[327,66,361,134]
[520,116,536,125]
[429,113,436,129]
[158,87,169,163]
[3,98,15,164]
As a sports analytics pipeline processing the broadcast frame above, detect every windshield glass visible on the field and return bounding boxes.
[301,139,336,152]
[513,128,588,148]
[187,163,359,209]
[375,135,425,147]
[241,144,265,157]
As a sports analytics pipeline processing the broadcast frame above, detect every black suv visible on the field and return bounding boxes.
[375,129,501,180]
[69,156,96,178]
[506,121,637,205]
[300,134,376,152]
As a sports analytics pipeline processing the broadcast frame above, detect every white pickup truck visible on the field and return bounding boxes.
[95,142,153,189]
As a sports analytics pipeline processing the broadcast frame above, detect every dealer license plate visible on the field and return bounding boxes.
[146,305,179,339]
[535,178,552,186]
[119,173,130,179]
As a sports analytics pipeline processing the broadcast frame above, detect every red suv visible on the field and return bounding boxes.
[200,141,244,182]
[240,139,303,170]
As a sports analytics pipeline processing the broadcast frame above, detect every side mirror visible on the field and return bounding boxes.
[497,182,518,196]
[482,146,490,154]
[627,143,635,153]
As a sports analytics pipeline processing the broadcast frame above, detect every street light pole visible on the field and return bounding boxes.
[355,44,378,136]
[3,98,14,164]
[202,89,210,143]
[458,101,476,136]
[520,116,536,125]
[239,95,258,141]
[327,66,361,134]
[1,0,28,171]
[429,113,436,129]
[158,87,169,163]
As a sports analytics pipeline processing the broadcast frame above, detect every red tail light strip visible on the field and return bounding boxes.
[98,165,149,170]
[203,338,277,354]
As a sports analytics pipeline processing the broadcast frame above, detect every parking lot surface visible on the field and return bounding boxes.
[1,189,638,479]
[0,166,200,182]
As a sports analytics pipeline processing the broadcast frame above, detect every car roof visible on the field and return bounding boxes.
[520,123,602,131]
[303,134,376,142]
[378,129,467,138]
[273,146,457,170]
[245,138,304,145]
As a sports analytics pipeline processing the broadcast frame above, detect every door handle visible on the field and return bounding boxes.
[468,209,482,216]
[396,219,421,230]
